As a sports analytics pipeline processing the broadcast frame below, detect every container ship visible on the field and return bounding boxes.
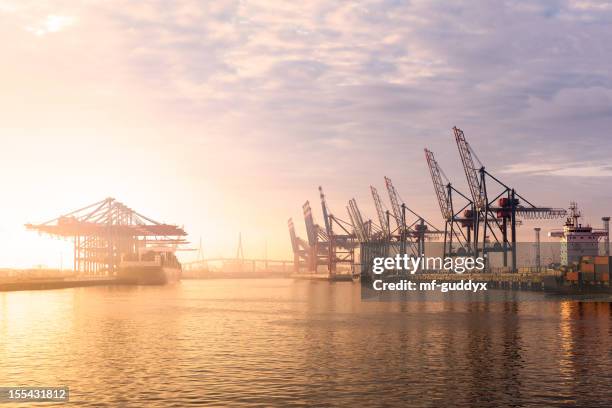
[118,248,182,285]
[543,203,611,294]
[543,256,611,294]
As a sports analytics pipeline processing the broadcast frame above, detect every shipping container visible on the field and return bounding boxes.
[581,272,595,281]
[565,272,579,281]
[581,263,595,273]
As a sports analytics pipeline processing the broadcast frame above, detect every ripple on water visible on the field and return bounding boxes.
[0,280,611,407]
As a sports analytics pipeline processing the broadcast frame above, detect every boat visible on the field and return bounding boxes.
[542,274,611,295]
[549,202,608,265]
[544,203,610,294]
[118,247,182,285]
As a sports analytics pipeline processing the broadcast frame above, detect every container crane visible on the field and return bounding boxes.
[319,186,332,235]
[370,186,390,238]
[319,186,355,248]
[318,187,358,275]
[454,127,485,211]
[347,198,369,243]
[25,197,188,275]
[288,218,311,272]
[383,176,442,256]
[424,148,474,257]
[384,176,404,231]
[452,126,566,271]
[302,201,328,248]
[302,201,328,271]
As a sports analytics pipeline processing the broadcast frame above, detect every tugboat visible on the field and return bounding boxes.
[543,203,611,294]
[118,247,182,285]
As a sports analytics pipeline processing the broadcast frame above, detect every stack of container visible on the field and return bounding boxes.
[594,256,611,282]
[565,270,579,282]
[580,256,595,281]
[576,256,610,283]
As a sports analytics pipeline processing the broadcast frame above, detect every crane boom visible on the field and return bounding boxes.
[453,127,484,210]
[302,201,319,246]
[346,205,357,238]
[318,186,331,235]
[370,186,389,234]
[384,176,403,229]
[348,198,368,242]
[288,218,299,253]
[424,149,452,220]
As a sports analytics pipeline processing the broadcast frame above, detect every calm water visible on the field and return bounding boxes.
[1,279,611,407]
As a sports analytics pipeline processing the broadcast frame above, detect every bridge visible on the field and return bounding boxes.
[182,234,293,277]
[183,258,293,276]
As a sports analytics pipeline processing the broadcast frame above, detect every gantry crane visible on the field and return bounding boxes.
[25,197,188,275]
[347,196,392,277]
[319,186,357,275]
[370,186,390,239]
[424,148,475,258]
[382,176,409,256]
[452,126,566,271]
[292,187,358,275]
[347,198,369,243]
[319,186,332,236]
[288,218,311,272]
[383,176,442,256]
[384,176,403,231]
[302,200,329,271]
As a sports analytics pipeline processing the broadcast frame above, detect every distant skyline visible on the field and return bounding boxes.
[1,0,611,268]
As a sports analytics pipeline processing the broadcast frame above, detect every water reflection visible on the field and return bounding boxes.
[0,280,611,407]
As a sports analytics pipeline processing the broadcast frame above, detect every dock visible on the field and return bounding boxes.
[0,277,128,292]
[291,272,357,282]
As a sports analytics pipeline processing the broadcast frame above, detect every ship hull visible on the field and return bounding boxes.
[543,276,612,295]
[118,265,181,285]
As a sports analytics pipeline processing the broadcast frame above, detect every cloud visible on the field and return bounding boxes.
[2,0,612,260]
[501,162,612,177]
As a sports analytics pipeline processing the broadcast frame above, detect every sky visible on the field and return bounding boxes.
[1,0,612,268]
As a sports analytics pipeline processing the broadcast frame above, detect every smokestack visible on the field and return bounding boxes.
[534,227,541,273]
[603,217,610,256]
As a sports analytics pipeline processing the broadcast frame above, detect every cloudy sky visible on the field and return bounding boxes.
[1,0,612,267]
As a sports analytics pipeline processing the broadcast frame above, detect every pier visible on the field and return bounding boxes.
[0,276,127,292]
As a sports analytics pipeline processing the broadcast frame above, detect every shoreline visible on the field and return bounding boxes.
[0,277,128,292]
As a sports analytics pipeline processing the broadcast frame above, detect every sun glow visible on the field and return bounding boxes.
[25,15,76,36]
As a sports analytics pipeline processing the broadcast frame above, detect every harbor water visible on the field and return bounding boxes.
[1,279,611,407]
